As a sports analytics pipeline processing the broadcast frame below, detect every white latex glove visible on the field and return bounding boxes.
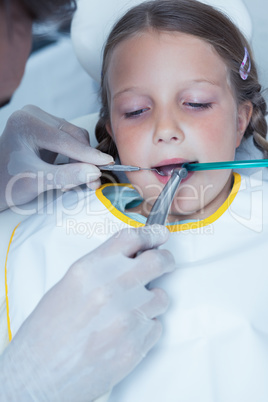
[0,225,175,402]
[0,105,113,211]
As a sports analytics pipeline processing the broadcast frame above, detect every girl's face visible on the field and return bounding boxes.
[106,30,252,222]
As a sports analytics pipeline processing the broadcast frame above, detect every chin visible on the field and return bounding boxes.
[168,199,200,219]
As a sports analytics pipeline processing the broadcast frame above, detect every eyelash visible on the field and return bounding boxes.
[124,102,212,119]
[125,108,149,118]
[184,102,213,110]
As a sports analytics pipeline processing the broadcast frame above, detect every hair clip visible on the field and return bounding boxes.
[239,47,251,80]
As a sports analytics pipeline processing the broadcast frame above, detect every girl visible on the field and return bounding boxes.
[5,1,268,401]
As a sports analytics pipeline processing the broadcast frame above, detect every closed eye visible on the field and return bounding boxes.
[125,108,149,118]
[184,102,213,110]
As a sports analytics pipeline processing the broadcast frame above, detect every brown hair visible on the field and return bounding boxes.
[96,0,268,160]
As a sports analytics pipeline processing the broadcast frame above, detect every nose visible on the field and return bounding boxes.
[153,110,184,145]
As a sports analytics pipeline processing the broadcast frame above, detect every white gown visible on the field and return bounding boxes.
[4,172,268,402]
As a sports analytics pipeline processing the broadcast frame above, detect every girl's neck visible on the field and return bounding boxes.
[126,174,234,224]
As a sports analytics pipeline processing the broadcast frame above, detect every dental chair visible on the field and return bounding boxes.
[71,0,252,83]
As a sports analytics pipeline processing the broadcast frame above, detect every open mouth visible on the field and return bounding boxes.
[154,162,197,177]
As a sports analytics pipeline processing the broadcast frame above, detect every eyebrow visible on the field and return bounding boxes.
[113,87,140,100]
[113,79,220,100]
[192,79,220,86]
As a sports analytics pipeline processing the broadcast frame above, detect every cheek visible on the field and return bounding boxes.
[190,120,221,157]
[194,113,237,159]
[115,137,138,164]
[113,129,149,165]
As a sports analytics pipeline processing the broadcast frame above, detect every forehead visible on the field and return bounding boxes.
[107,30,229,90]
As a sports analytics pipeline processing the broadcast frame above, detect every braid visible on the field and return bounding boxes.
[247,91,268,157]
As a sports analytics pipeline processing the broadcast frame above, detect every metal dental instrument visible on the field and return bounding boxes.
[98,164,165,176]
[145,167,188,225]
[183,159,268,171]
[99,159,268,175]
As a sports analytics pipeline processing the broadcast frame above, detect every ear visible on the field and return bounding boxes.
[236,101,253,147]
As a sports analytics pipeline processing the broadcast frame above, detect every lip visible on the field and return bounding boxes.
[153,158,189,168]
[152,158,195,184]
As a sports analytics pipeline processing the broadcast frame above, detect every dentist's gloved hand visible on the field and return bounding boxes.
[0,105,113,211]
[0,225,175,402]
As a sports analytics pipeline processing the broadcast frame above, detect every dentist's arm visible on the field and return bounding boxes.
[0,105,113,211]
[0,225,175,402]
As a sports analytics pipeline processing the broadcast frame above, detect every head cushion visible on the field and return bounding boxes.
[71,0,252,82]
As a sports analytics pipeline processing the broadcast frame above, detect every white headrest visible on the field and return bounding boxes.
[71,0,252,83]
